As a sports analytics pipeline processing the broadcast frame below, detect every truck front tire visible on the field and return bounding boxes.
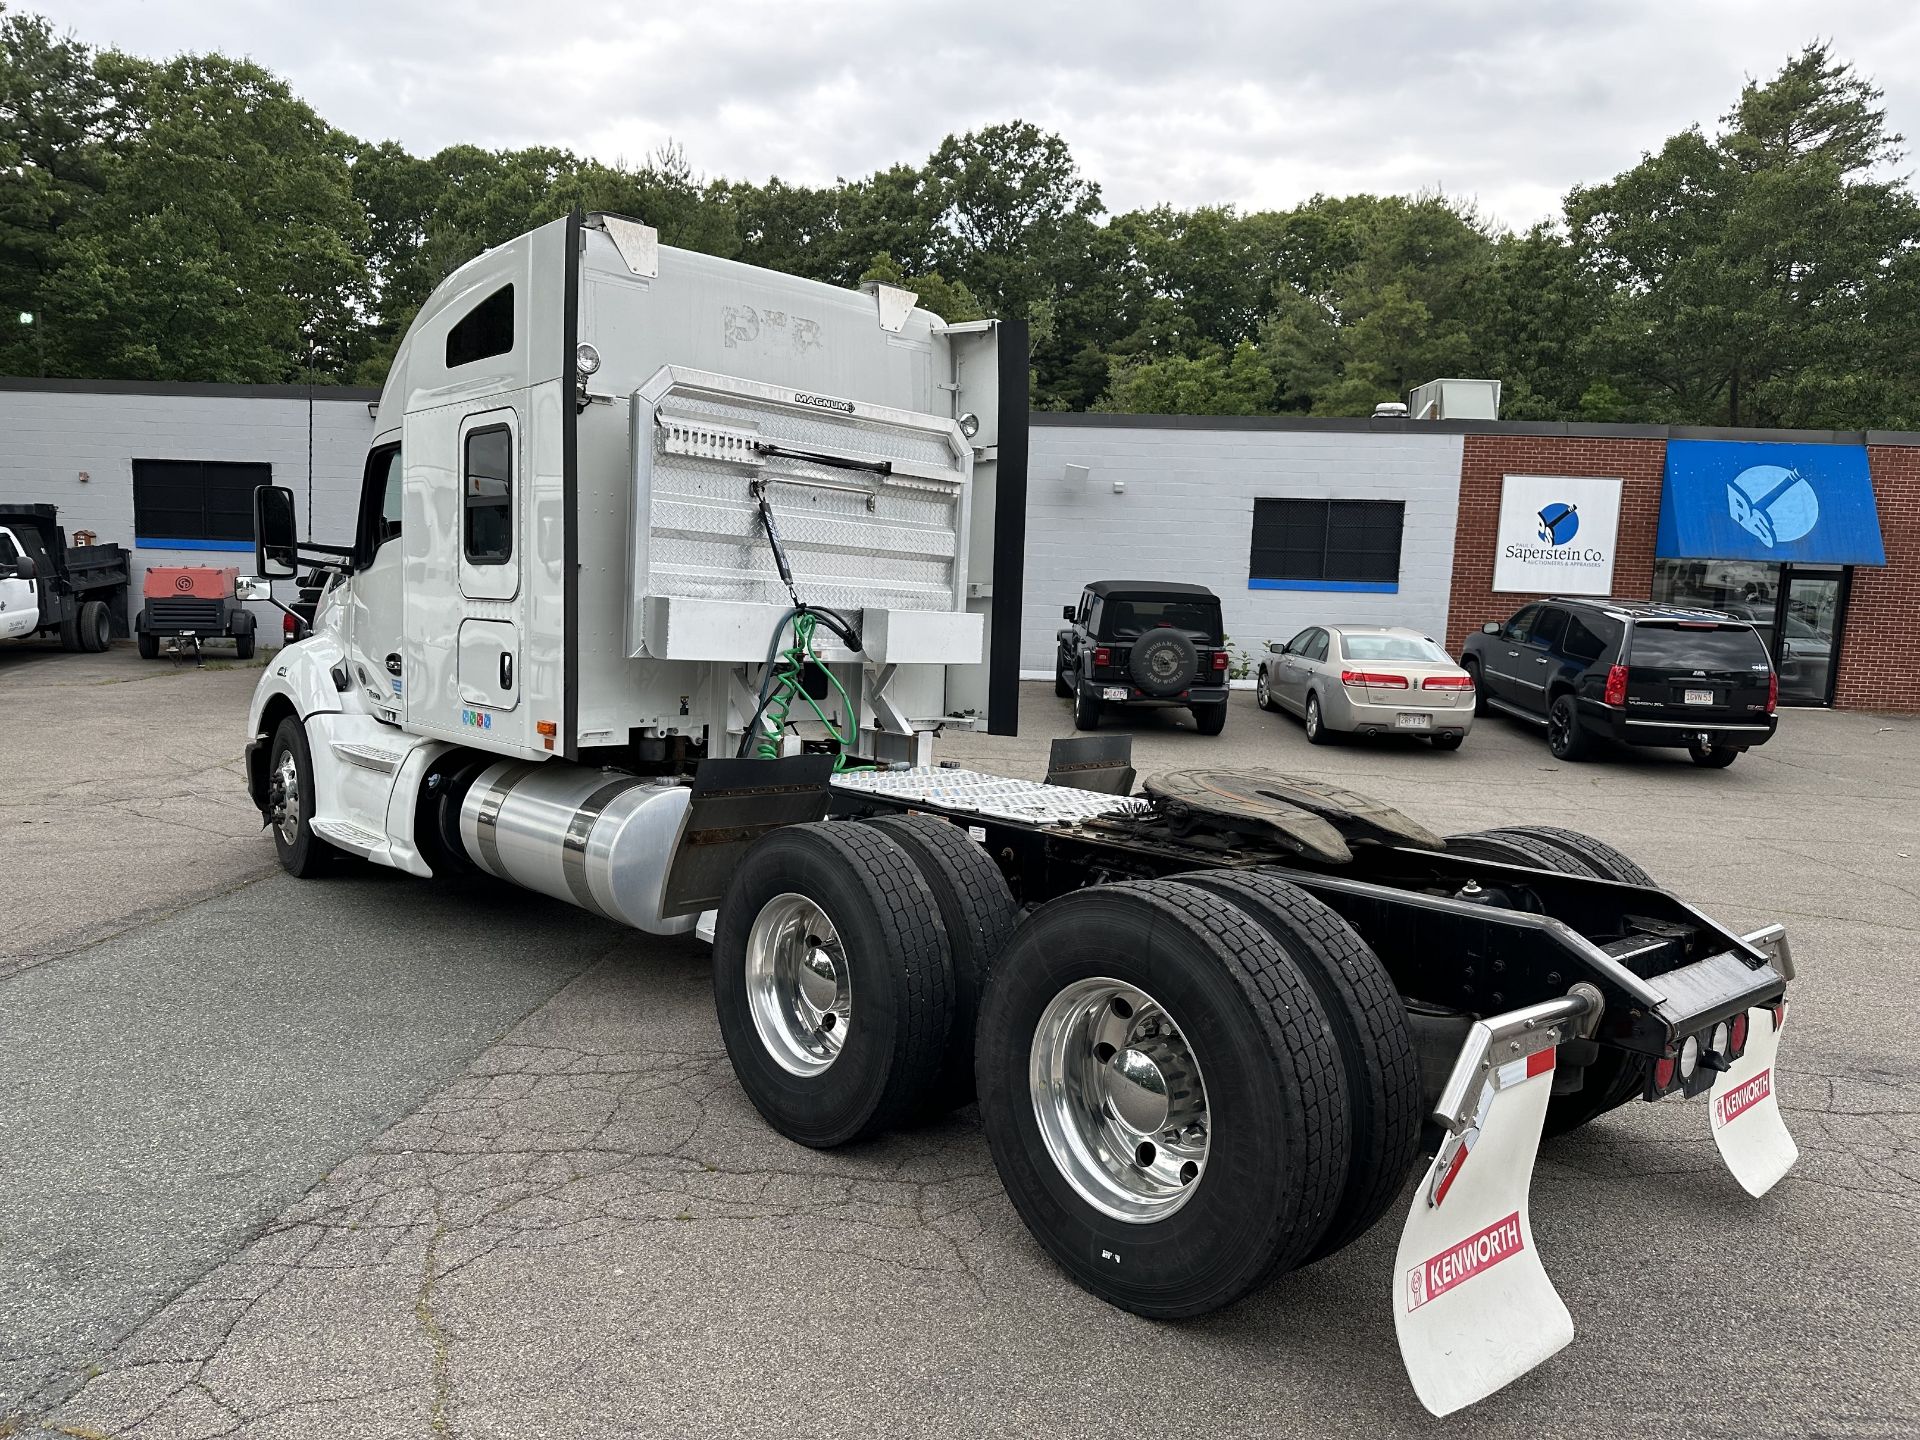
[268,716,340,877]
[976,880,1348,1318]
[713,822,954,1148]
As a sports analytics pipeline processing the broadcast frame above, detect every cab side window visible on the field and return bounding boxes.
[1503,605,1540,643]
[463,426,513,565]
[1532,607,1569,651]
[357,445,402,563]
[0,530,18,566]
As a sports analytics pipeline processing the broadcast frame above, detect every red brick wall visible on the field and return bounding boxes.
[1445,436,1668,655]
[1833,447,1920,712]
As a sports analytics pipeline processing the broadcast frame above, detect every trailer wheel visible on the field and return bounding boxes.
[267,715,341,877]
[78,600,110,652]
[714,822,954,1148]
[136,628,159,660]
[233,622,256,661]
[859,814,1015,1113]
[1449,826,1651,1135]
[1178,870,1422,1260]
[976,880,1348,1318]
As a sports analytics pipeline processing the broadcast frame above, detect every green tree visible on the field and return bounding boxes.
[1571,43,1920,428]
[43,53,370,382]
[0,8,111,374]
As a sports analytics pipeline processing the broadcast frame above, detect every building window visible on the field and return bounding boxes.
[131,459,272,549]
[1249,498,1403,592]
[463,425,513,564]
[446,285,514,368]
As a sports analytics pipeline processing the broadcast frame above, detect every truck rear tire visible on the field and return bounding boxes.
[1178,870,1422,1261]
[975,880,1348,1318]
[59,608,80,650]
[79,600,109,653]
[713,822,954,1148]
[268,715,341,878]
[1448,826,1653,1135]
[860,814,1016,1114]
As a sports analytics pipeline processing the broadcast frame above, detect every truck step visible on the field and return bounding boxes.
[310,818,387,855]
[329,742,405,774]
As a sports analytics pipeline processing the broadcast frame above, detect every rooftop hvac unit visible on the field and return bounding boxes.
[1408,378,1501,421]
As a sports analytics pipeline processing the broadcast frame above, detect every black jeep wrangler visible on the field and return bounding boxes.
[1056,581,1231,735]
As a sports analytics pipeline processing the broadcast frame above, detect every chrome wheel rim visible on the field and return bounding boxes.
[1305,696,1320,737]
[271,749,301,844]
[745,893,849,1076]
[1257,672,1270,708]
[1030,978,1211,1224]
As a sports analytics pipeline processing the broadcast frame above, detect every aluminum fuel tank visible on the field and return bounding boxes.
[458,760,695,935]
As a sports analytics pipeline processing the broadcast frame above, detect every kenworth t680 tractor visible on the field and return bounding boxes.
[239,212,1797,1416]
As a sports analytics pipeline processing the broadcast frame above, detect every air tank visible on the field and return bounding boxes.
[458,760,696,934]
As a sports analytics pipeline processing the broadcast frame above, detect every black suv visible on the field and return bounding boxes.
[1459,597,1778,767]
[1056,581,1231,734]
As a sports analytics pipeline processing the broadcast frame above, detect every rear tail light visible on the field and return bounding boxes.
[1341,671,1409,689]
[1604,663,1628,707]
[1093,646,1111,666]
[1730,1012,1749,1054]
[1421,674,1474,690]
[1212,650,1229,671]
[1677,1034,1701,1080]
[283,613,298,639]
[1767,669,1778,714]
[1653,1056,1676,1091]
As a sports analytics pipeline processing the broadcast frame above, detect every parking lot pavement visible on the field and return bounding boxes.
[0,642,277,981]
[13,679,1920,1436]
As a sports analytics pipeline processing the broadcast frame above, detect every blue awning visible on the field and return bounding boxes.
[1658,440,1886,566]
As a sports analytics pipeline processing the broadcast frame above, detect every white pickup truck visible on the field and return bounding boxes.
[237,212,1799,1416]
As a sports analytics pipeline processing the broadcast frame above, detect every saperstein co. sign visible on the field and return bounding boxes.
[1491,474,1624,595]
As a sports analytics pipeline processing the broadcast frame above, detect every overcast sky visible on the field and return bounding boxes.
[29,1,1920,229]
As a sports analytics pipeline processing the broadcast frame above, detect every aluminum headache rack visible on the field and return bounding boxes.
[831,766,1151,826]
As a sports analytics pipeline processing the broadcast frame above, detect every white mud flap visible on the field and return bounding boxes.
[1394,993,1595,1418]
[1709,1003,1796,1197]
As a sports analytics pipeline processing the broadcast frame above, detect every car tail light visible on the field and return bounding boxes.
[1604,663,1628,706]
[1767,669,1778,714]
[1653,1056,1676,1091]
[1093,646,1111,667]
[1730,1012,1749,1054]
[1212,650,1229,671]
[1341,671,1408,688]
[1421,674,1474,690]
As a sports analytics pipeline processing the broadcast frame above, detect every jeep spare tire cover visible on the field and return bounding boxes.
[1128,628,1199,696]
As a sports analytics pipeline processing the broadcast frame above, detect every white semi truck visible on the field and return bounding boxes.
[240,212,1800,1416]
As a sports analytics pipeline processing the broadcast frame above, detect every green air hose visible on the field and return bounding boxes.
[753,609,868,771]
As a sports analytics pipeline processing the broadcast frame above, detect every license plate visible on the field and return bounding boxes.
[1102,687,1129,701]
[1684,688,1714,706]
[1396,713,1432,730]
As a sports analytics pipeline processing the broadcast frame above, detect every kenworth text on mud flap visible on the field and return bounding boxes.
[238,212,1800,1416]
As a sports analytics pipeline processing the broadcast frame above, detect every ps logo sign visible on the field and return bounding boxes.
[1726,465,1820,549]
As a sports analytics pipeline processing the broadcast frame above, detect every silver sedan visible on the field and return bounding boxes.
[1255,624,1477,750]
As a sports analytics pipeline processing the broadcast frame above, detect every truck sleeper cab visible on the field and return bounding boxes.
[242,214,1799,1419]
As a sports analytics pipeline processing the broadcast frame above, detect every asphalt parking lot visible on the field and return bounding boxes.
[5,644,1919,1438]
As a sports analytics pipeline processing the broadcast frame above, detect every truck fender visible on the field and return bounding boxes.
[246,634,348,739]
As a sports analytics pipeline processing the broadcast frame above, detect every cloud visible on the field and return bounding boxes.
[30,0,1920,228]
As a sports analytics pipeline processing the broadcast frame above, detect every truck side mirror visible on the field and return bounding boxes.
[1481,620,1502,635]
[1062,605,1076,621]
[235,575,273,602]
[12,555,35,580]
[254,484,299,579]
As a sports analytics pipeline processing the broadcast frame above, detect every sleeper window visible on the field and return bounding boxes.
[463,426,513,565]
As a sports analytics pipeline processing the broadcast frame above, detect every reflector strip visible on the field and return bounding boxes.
[1432,1142,1471,1207]
[1527,1049,1556,1078]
